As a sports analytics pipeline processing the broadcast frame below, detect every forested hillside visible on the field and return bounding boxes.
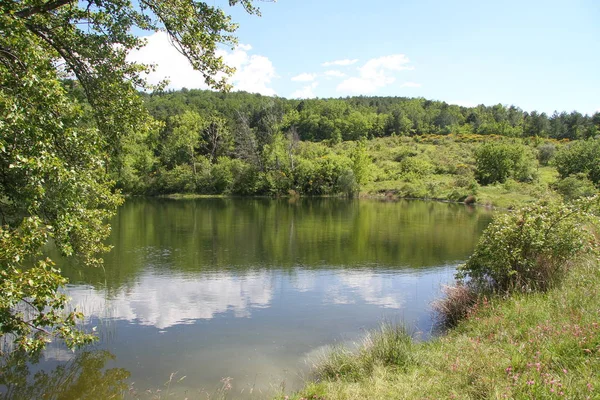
[95,86,600,204]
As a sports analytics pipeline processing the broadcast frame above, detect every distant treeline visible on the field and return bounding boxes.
[144,89,599,141]
[65,84,597,196]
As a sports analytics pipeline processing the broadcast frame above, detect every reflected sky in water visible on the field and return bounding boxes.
[3,198,493,399]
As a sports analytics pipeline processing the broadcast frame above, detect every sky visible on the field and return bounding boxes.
[128,0,600,115]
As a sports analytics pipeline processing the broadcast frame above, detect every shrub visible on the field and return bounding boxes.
[398,156,433,177]
[393,147,418,162]
[454,176,479,193]
[432,284,478,328]
[210,157,235,193]
[474,142,536,185]
[537,143,556,166]
[457,197,600,293]
[294,154,352,195]
[337,168,359,197]
[554,173,598,201]
[155,165,195,194]
[554,138,600,185]
[399,182,428,198]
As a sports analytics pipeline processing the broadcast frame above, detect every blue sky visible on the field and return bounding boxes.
[130,0,600,114]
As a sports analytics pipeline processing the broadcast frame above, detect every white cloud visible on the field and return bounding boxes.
[322,58,359,67]
[325,271,404,309]
[324,70,346,78]
[66,270,274,329]
[290,82,319,99]
[400,81,422,88]
[291,73,317,82]
[337,54,414,94]
[127,31,276,95]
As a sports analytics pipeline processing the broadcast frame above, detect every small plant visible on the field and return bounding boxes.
[432,284,478,328]
[315,324,416,382]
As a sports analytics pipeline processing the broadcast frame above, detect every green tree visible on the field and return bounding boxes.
[554,138,600,185]
[0,0,259,352]
[474,142,536,185]
[203,114,233,163]
[162,110,206,174]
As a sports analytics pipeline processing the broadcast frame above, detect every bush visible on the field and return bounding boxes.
[211,157,259,195]
[537,143,556,166]
[554,138,600,185]
[457,197,600,293]
[398,156,433,177]
[155,165,195,194]
[337,169,359,196]
[393,147,418,162]
[432,284,477,328]
[554,173,598,201]
[294,154,352,195]
[474,142,536,185]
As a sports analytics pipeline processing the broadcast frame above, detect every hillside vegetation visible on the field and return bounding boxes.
[73,87,600,206]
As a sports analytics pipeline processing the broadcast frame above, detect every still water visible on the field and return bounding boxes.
[1,198,492,399]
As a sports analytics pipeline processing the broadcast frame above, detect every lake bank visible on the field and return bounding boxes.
[282,198,600,399]
[283,255,600,399]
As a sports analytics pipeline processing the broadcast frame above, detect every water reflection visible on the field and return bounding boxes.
[59,198,491,291]
[7,198,493,398]
[68,270,274,329]
[0,350,129,400]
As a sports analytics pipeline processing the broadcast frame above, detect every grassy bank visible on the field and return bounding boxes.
[142,134,570,210]
[284,256,600,399]
[356,135,563,209]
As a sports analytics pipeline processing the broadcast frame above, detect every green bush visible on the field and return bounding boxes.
[155,165,195,194]
[337,169,359,196]
[554,138,600,185]
[399,182,429,198]
[210,157,235,193]
[398,156,433,177]
[474,142,537,185]
[554,173,598,201]
[536,143,556,166]
[294,154,352,195]
[457,197,599,293]
[393,147,418,162]
[210,157,259,194]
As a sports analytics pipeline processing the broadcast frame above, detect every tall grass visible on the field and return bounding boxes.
[314,324,416,382]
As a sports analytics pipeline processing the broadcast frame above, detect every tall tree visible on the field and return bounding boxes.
[0,0,260,352]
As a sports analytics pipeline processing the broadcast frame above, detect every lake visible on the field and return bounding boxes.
[1,198,493,399]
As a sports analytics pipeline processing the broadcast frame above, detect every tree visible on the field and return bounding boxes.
[474,142,536,185]
[204,114,233,163]
[0,0,259,352]
[162,110,206,174]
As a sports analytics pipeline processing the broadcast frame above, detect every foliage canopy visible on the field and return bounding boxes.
[0,0,258,352]
[458,197,600,293]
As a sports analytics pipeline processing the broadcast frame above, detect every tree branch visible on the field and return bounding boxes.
[15,0,75,18]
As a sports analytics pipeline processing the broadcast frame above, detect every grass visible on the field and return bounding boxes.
[354,136,564,209]
[282,256,600,400]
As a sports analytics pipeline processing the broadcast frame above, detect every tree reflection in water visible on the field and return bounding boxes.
[0,350,129,400]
